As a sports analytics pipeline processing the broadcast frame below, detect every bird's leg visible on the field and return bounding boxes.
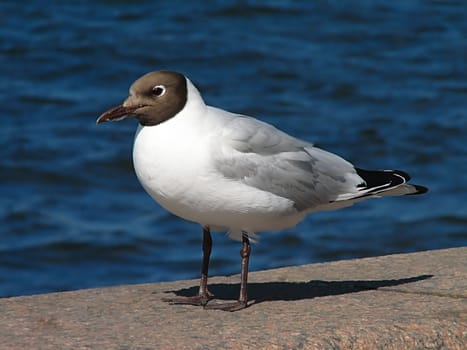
[205,232,251,311]
[162,226,214,306]
[238,233,251,305]
[199,226,214,300]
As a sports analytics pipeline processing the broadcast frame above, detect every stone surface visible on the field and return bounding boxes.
[0,247,465,349]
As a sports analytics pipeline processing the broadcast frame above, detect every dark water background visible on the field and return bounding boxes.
[1,0,466,297]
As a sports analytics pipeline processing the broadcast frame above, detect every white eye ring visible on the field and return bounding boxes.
[152,85,166,97]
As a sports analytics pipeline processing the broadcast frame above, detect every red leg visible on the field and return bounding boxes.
[162,226,214,306]
[205,233,251,311]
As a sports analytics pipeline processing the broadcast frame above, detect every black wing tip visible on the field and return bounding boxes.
[356,167,428,195]
[392,169,411,182]
[355,168,408,188]
[407,184,429,195]
[384,170,429,195]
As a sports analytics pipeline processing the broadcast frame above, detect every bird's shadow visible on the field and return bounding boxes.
[164,274,433,304]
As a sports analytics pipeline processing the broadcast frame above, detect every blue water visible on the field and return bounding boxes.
[1,0,466,298]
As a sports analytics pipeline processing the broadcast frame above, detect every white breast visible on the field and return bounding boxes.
[134,123,303,234]
[131,79,306,237]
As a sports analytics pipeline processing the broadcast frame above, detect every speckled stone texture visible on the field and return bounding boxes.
[0,247,465,350]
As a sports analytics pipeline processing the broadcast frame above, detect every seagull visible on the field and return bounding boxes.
[96,70,428,311]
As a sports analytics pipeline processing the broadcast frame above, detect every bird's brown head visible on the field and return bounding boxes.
[96,70,188,126]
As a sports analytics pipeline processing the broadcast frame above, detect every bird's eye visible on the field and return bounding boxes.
[152,85,166,97]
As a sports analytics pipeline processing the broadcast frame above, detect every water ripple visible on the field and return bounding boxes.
[1,0,465,297]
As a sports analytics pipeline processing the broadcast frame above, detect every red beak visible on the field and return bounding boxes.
[96,104,140,124]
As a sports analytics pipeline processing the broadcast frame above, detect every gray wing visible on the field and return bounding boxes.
[213,116,364,211]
